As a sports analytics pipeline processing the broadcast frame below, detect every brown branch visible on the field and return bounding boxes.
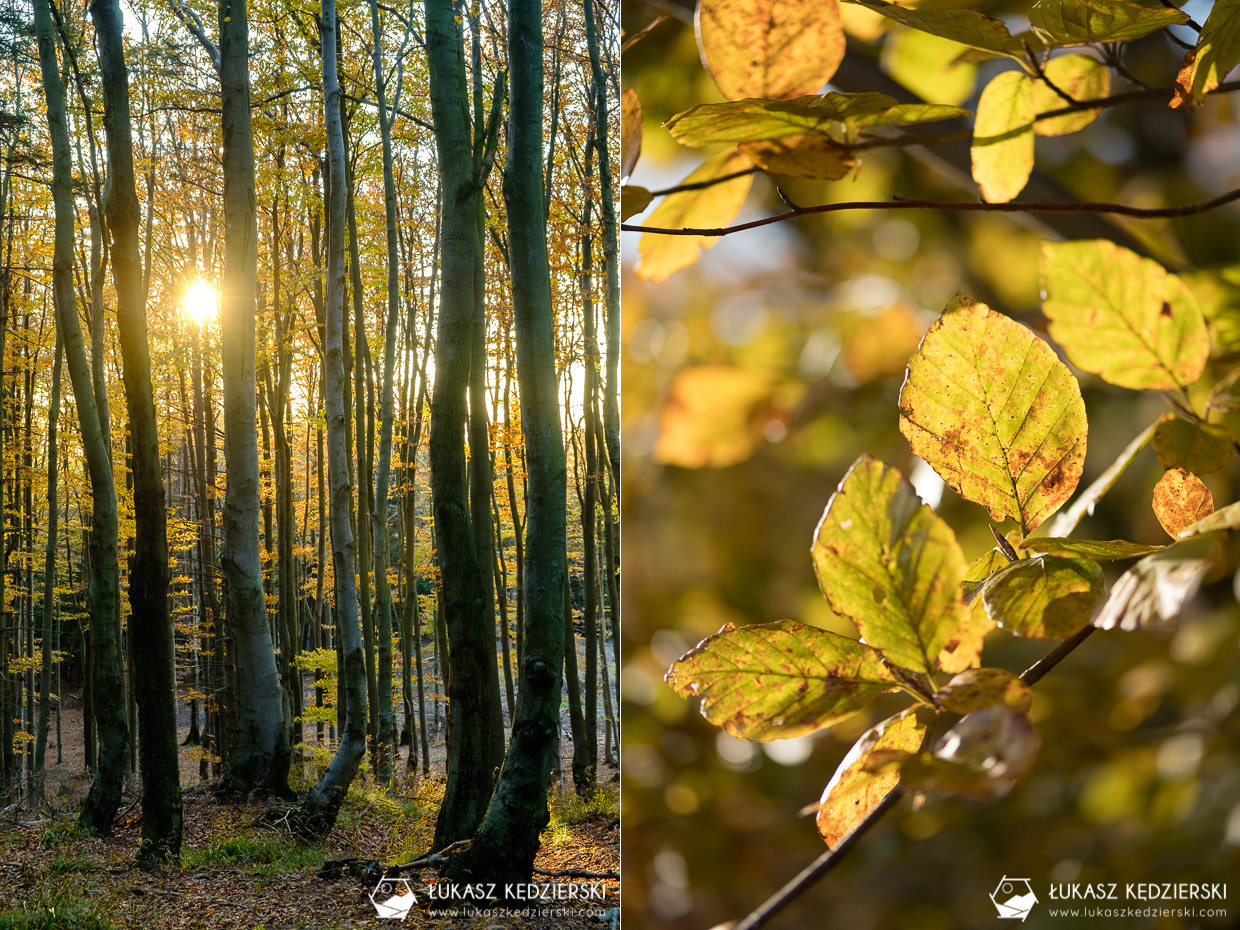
[532,866,621,880]
[623,187,1240,237]
[646,167,757,198]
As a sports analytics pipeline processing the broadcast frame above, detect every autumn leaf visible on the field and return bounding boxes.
[1018,537,1164,561]
[636,149,753,282]
[982,555,1105,640]
[1179,499,1240,537]
[1028,0,1188,45]
[620,88,642,179]
[1094,534,1221,631]
[1170,0,1240,110]
[1031,54,1110,136]
[1041,240,1209,391]
[898,294,1087,533]
[843,0,1017,56]
[620,185,653,221]
[971,71,1034,203]
[1152,415,1233,475]
[697,0,845,101]
[935,668,1032,715]
[1152,468,1214,539]
[812,455,968,675]
[737,135,855,179]
[664,621,898,740]
[817,709,925,848]
[883,30,978,107]
[901,706,1040,799]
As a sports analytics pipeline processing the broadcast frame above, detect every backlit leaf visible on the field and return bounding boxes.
[738,135,855,179]
[621,88,642,179]
[817,709,925,848]
[1045,421,1157,537]
[898,294,1087,532]
[636,149,753,282]
[843,0,1016,55]
[1029,0,1188,45]
[982,555,1105,640]
[935,668,1032,715]
[961,547,1011,603]
[1153,415,1233,475]
[621,185,653,221]
[1152,468,1214,539]
[697,0,845,100]
[1094,534,1221,631]
[1031,54,1110,136]
[937,598,995,674]
[1171,0,1240,110]
[902,706,1040,799]
[1041,240,1209,391]
[1019,537,1164,561]
[812,455,967,675]
[665,621,897,740]
[971,71,1034,203]
[883,29,977,106]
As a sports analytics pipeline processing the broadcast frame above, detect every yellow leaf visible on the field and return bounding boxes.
[621,88,642,179]
[1031,54,1110,136]
[1170,0,1240,110]
[737,134,855,179]
[971,71,1034,203]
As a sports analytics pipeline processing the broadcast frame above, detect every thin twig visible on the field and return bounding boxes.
[1020,625,1096,686]
[647,167,757,198]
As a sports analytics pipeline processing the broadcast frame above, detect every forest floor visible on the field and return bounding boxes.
[0,702,619,929]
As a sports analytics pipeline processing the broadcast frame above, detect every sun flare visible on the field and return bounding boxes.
[182,278,218,326]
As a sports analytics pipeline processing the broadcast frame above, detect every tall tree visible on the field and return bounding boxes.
[442,0,567,886]
[90,0,183,864]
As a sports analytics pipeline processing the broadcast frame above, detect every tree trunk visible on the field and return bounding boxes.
[34,332,62,801]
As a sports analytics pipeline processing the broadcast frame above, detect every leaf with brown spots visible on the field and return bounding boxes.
[1152,468,1214,539]
[665,621,898,740]
[696,0,845,101]
[981,555,1105,641]
[1168,0,1240,110]
[1153,415,1233,475]
[812,455,968,675]
[817,709,925,848]
[1041,240,1209,391]
[898,294,1088,533]
[737,135,855,179]
[935,668,1032,715]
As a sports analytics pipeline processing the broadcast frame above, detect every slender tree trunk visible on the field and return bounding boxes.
[34,332,62,801]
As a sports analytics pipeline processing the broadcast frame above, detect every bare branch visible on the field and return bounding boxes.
[168,0,220,73]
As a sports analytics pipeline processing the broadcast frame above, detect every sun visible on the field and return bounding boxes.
[182,278,218,326]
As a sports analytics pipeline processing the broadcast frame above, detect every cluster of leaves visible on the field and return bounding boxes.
[666,247,1240,846]
[621,0,1240,280]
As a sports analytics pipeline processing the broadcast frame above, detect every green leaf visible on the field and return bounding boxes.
[1153,415,1234,475]
[1094,534,1221,631]
[621,185,653,221]
[664,94,967,147]
[1171,0,1240,109]
[843,0,1017,55]
[901,706,1040,798]
[738,135,855,179]
[621,88,642,179]
[812,455,968,675]
[636,149,753,282]
[971,71,1034,203]
[883,29,978,107]
[665,621,897,740]
[1045,421,1157,537]
[1041,240,1209,391]
[898,294,1088,532]
[962,547,1011,603]
[1029,0,1188,45]
[698,0,845,100]
[1152,467,1214,539]
[982,555,1105,640]
[1031,54,1111,136]
[935,668,1032,715]
[817,709,925,848]
[1019,537,1164,561]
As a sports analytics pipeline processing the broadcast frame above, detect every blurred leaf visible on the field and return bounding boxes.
[1019,537,1164,560]
[738,135,855,179]
[812,454,967,674]
[636,150,753,282]
[621,185,653,221]
[654,363,786,467]
[1170,0,1240,110]
[664,620,898,740]
[621,88,643,179]
[982,555,1105,640]
[1153,415,1233,475]
[899,294,1087,532]
[842,302,926,382]
[903,707,1040,798]
[1093,534,1221,631]
[1179,266,1240,354]
[883,29,977,106]
[1151,467,1214,539]
[1045,421,1157,537]
[817,709,925,847]
[1042,240,1209,391]
[1028,0,1188,45]
[971,71,1034,203]
[843,0,1017,55]
[698,0,845,101]
[1209,366,1240,412]
[1031,54,1110,136]
[935,668,1032,714]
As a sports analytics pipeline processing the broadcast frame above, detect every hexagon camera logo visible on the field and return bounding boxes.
[370,877,417,920]
[990,876,1038,921]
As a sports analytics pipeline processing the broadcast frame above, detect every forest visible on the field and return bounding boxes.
[0,0,619,924]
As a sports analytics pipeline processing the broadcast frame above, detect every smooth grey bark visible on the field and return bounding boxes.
[35,0,129,836]
[293,0,366,838]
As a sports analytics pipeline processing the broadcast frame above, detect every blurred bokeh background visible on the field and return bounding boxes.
[620,1,1240,927]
